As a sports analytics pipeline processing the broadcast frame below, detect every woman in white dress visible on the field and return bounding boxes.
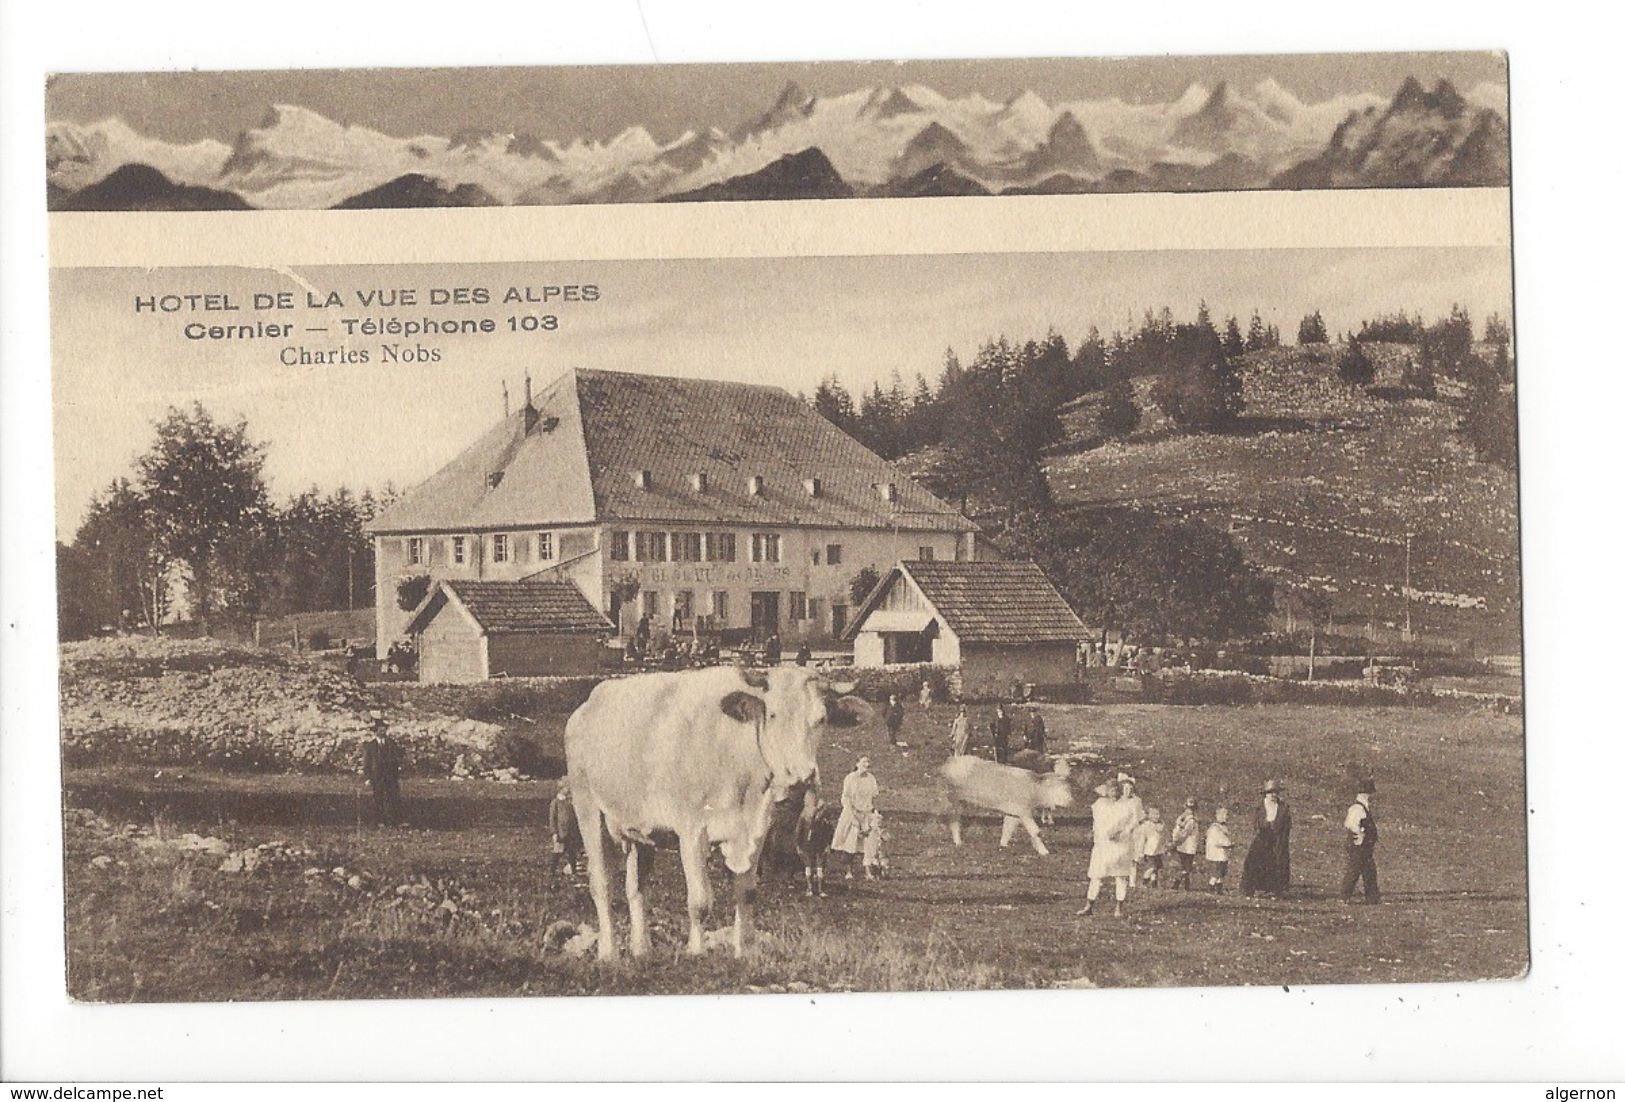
[1081,778,1137,916]
[831,756,878,879]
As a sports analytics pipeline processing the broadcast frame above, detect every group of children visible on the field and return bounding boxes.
[1131,798,1237,893]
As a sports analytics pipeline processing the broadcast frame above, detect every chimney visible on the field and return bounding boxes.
[748,474,766,496]
[878,482,898,503]
[521,373,539,432]
[803,476,823,498]
[690,472,709,493]
[633,469,652,490]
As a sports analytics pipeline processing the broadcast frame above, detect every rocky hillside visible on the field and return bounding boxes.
[58,637,511,773]
[1041,346,1520,651]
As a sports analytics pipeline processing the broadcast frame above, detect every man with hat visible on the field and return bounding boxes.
[360,710,404,825]
[1340,778,1380,904]
[1241,779,1293,897]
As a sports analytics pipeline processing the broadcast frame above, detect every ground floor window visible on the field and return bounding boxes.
[641,590,660,620]
[831,603,848,636]
[789,591,808,620]
[712,590,730,622]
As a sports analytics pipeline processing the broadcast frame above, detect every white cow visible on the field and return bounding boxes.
[565,665,866,960]
[942,754,1074,855]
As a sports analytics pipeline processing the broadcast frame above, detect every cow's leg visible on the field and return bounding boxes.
[624,841,650,959]
[575,792,617,962]
[949,809,964,847]
[1020,815,1050,856]
[999,815,1019,848]
[731,861,759,957]
[677,829,712,956]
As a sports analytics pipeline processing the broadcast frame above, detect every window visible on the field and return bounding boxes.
[826,543,843,566]
[492,534,509,563]
[811,549,821,566]
[831,603,848,636]
[808,597,824,625]
[751,532,781,563]
[452,536,467,565]
[789,591,807,621]
[712,591,730,623]
[636,531,668,562]
[641,590,660,619]
[707,532,737,562]
[609,530,630,562]
[537,531,554,561]
[674,590,694,622]
[407,537,424,566]
[918,545,935,561]
[672,532,703,562]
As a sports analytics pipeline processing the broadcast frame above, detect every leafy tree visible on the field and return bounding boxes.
[1098,377,1141,438]
[933,336,1061,520]
[848,565,883,608]
[135,403,272,633]
[396,573,432,612]
[1151,351,1244,431]
[1355,312,1426,344]
[1421,304,1475,376]
[1297,310,1329,345]
[1337,341,1376,386]
[68,477,172,636]
[1037,507,1273,643]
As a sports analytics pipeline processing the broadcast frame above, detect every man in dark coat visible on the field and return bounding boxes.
[883,694,906,747]
[360,711,404,825]
[1340,778,1380,903]
[991,704,1012,764]
[1240,779,1292,896]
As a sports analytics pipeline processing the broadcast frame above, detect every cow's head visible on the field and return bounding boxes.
[718,668,870,797]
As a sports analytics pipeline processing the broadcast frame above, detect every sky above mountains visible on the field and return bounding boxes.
[48,52,1505,145]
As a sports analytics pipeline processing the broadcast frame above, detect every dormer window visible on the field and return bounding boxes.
[633,469,652,490]
[878,482,898,503]
[487,471,504,489]
[803,477,823,498]
[690,472,708,493]
[748,474,765,496]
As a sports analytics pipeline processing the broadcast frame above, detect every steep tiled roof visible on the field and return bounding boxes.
[409,578,613,635]
[369,368,974,534]
[852,560,1085,644]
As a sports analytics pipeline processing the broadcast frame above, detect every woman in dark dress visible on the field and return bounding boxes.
[1240,779,1292,896]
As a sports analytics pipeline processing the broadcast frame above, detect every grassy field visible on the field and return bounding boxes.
[62,698,1527,1001]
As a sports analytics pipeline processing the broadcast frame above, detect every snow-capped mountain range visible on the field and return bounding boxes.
[46,76,1510,210]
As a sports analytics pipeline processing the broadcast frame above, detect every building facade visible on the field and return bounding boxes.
[368,369,978,648]
[845,560,1086,698]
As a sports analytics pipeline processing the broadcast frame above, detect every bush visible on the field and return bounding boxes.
[1337,341,1376,386]
[396,573,432,612]
[1400,356,1436,398]
[1150,360,1243,432]
[1097,379,1141,438]
[844,664,958,703]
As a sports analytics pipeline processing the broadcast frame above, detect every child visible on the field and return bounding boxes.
[549,779,584,883]
[1205,806,1235,893]
[862,810,890,879]
[1170,797,1201,890]
[1133,806,1168,888]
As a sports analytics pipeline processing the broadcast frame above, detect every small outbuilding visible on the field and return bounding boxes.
[843,560,1086,698]
[406,578,614,682]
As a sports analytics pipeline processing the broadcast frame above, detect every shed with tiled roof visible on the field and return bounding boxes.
[844,561,1085,698]
[405,577,613,682]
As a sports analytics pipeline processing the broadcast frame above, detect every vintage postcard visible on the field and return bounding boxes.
[46,52,1522,1002]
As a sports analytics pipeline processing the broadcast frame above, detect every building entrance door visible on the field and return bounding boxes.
[749,591,780,639]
